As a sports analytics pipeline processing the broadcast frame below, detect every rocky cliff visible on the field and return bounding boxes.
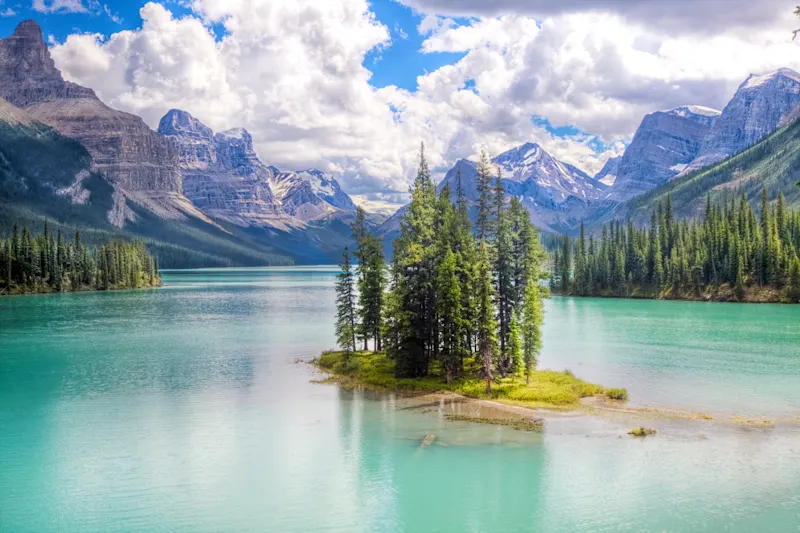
[609,106,720,201]
[686,69,800,172]
[0,20,182,197]
[157,110,283,227]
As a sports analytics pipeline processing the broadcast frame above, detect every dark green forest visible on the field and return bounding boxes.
[553,191,800,303]
[0,222,160,295]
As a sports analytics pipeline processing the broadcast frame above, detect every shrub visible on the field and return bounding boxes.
[628,427,656,437]
[604,387,629,401]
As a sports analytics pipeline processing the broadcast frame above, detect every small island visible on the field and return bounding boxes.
[314,350,625,414]
[315,145,627,430]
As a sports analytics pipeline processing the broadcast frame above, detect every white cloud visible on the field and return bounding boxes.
[1,7,16,17]
[49,1,800,195]
[399,0,792,35]
[32,0,89,14]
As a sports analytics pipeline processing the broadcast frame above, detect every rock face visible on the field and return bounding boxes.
[158,109,356,227]
[686,69,800,172]
[0,20,95,107]
[609,106,720,201]
[593,156,620,186]
[0,20,181,196]
[157,110,282,227]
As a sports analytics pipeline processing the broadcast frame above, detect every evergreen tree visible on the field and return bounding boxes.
[476,241,498,393]
[507,310,522,375]
[436,249,463,383]
[335,248,358,358]
[522,280,543,384]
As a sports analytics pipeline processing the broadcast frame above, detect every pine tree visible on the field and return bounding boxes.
[522,281,543,384]
[507,310,522,375]
[476,241,498,393]
[436,249,463,383]
[335,248,358,358]
[475,151,493,241]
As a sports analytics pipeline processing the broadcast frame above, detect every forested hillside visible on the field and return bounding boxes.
[623,118,800,224]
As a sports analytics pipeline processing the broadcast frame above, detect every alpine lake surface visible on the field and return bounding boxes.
[1,267,799,532]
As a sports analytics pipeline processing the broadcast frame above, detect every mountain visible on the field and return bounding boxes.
[0,20,190,220]
[270,168,356,222]
[593,156,621,186]
[158,108,357,230]
[0,96,295,267]
[608,106,720,201]
[685,68,800,173]
[158,110,284,228]
[623,114,800,224]
[381,142,606,237]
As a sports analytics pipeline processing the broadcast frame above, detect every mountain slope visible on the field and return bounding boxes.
[623,116,800,223]
[593,156,621,186]
[609,106,720,201]
[0,97,293,267]
[684,68,800,173]
[0,21,184,206]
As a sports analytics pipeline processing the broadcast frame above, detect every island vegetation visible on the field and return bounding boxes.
[0,221,160,296]
[318,144,626,411]
[552,191,800,303]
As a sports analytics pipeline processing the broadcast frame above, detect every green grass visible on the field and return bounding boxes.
[315,350,625,409]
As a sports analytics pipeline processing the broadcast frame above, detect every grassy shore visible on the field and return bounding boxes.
[313,350,626,410]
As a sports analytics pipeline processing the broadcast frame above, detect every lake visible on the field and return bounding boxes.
[1,267,799,532]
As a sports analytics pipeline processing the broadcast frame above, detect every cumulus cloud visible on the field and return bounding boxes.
[49,0,800,196]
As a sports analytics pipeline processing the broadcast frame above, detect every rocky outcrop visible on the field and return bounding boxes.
[686,69,800,172]
[0,20,95,108]
[0,20,182,195]
[157,110,282,227]
[609,106,720,201]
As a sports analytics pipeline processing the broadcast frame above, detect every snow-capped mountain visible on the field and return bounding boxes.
[684,68,800,173]
[608,105,720,201]
[493,142,606,202]
[381,142,605,235]
[269,169,356,222]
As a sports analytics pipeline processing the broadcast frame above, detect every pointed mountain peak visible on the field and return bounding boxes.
[11,20,44,42]
[742,68,800,90]
[158,109,213,139]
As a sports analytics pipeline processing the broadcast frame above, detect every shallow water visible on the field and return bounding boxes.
[1,267,799,532]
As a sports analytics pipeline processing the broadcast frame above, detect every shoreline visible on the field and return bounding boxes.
[309,357,800,432]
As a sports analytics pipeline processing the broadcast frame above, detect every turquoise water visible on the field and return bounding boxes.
[1,267,799,532]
